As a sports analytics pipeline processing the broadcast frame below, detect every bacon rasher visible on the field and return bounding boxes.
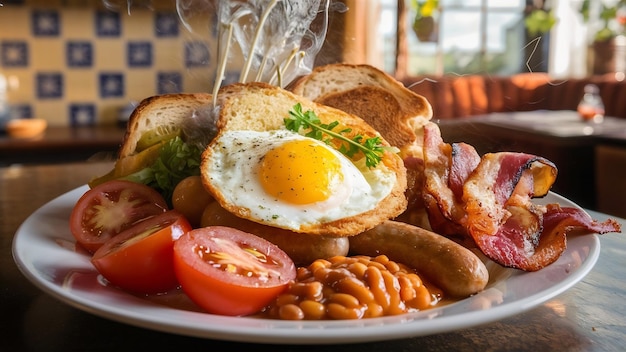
[418,123,621,271]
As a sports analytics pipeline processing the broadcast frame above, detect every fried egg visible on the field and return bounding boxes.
[203,129,396,232]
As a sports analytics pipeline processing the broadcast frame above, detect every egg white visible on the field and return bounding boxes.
[204,129,396,231]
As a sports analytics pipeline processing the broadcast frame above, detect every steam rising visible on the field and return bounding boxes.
[102,0,155,14]
[100,0,345,147]
[102,0,345,92]
[200,0,344,103]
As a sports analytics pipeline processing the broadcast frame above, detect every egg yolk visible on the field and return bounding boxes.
[259,139,343,205]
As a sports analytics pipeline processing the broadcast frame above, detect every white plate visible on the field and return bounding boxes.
[12,186,599,344]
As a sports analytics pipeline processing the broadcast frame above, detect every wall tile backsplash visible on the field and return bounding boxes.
[0,2,221,127]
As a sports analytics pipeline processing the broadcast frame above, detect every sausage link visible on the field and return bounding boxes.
[201,201,349,264]
[349,220,489,297]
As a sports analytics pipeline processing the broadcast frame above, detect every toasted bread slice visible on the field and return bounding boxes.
[202,82,408,236]
[214,82,391,134]
[289,63,432,159]
[89,93,215,188]
[119,93,214,158]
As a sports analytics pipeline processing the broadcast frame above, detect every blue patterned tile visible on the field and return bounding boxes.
[32,10,60,36]
[99,73,124,98]
[1,41,28,67]
[36,73,63,99]
[155,12,179,37]
[67,41,93,68]
[127,41,152,67]
[11,104,33,119]
[157,72,182,94]
[96,11,121,37]
[185,41,209,67]
[69,103,96,126]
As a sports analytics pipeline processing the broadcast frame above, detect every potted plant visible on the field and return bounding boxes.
[411,0,439,43]
[524,7,556,37]
[581,0,626,74]
[522,4,556,72]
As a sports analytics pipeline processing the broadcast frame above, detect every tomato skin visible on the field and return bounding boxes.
[173,226,296,316]
[91,210,192,294]
[70,180,168,253]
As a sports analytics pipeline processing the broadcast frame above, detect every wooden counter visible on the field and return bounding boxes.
[0,125,126,165]
[2,161,625,351]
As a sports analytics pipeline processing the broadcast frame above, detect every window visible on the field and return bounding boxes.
[394,0,526,76]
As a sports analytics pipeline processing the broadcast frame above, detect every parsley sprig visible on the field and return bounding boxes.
[123,136,201,206]
[285,103,386,168]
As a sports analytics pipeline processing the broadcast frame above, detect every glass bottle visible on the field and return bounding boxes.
[577,84,605,123]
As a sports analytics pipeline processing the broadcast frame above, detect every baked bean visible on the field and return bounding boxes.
[410,285,433,310]
[364,302,384,318]
[325,267,353,286]
[290,281,323,301]
[381,269,404,315]
[278,304,304,320]
[384,259,401,273]
[408,273,423,287]
[296,267,311,281]
[347,261,368,279]
[365,265,390,311]
[309,259,331,273]
[275,293,299,307]
[334,277,374,304]
[299,300,325,320]
[263,255,440,320]
[374,255,389,265]
[328,256,348,265]
[399,275,416,302]
[313,266,331,282]
[367,260,387,272]
[326,303,362,320]
[329,293,360,308]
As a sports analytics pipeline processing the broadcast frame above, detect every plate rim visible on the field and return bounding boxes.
[11,185,600,344]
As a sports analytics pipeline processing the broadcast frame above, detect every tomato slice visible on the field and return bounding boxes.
[91,210,192,294]
[173,226,296,316]
[70,180,168,253]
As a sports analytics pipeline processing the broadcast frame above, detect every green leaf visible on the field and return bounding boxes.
[525,9,556,37]
[123,136,202,205]
[284,103,389,168]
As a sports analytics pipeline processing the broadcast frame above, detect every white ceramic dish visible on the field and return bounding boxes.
[12,186,599,344]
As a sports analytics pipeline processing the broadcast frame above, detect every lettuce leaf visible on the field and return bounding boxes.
[123,136,202,204]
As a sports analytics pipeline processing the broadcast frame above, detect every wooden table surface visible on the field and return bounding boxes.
[1,161,625,352]
[0,125,125,165]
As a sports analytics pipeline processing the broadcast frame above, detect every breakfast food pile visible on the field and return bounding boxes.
[69,63,621,321]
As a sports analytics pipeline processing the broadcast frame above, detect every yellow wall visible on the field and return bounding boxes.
[0,1,219,126]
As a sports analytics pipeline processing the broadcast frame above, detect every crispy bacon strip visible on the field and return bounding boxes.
[476,203,621,271]
[449,142,481,199]
[421,123,621,271]
[462,152,557,238]
[422,123,480,236]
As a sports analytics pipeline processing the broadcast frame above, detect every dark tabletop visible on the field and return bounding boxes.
[1,161,625,352]
[0,125,125,166]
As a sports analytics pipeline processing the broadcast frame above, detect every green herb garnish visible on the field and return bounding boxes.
[123,136,202,205]
[285,103,387,168]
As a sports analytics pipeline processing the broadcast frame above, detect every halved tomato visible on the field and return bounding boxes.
[91,210,192,294]
[70,180,168,253]
[173,226,296,316]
